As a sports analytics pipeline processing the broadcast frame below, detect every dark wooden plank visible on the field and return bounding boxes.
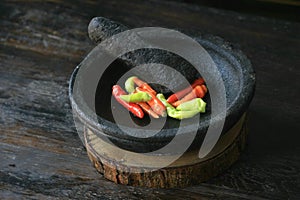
[0,0,299,199]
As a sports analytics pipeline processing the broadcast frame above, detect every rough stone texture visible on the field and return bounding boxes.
[0,0,299,199]
[72,17,255,153]
[88,17,200,94]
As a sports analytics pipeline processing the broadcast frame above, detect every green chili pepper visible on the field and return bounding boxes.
[125,76,137,93]
[157,94,206,119]
[156,93,175,111]
[176,98,206,113]
[167,109,200,120]
[120,92,152,103]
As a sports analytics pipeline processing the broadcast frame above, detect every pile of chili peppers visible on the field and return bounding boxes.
[112,76,207,120]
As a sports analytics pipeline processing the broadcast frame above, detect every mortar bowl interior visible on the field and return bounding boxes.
[69,35,255,154]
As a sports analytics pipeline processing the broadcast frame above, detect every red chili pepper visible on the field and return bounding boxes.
[137,102,159,119]
[131,89,159,118]
[172,85,207,107]
[136,87,166,117]
[112,85,144,118]
[167,78,205,103]
[133,77,156,95]
[201,84,207,93]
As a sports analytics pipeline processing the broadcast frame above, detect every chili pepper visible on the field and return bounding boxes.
[112,85,144,118]
[132,77,156,95]
[125,76,156,95]
[167,109,201,120]
[172,85,207,107]
[201,84,207,93]
[176,98,206,113]
[137,102,159,119]
[136,87,166,117]
[156,93,176,112]
[125,76,136,93]
[120,92,152,103]
[129,88,158,118]
[156,94,201,119]
[167,78,205,103]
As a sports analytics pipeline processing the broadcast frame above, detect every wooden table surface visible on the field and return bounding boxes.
[1,0,299,199]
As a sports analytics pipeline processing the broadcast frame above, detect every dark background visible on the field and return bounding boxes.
[177,0,300,22]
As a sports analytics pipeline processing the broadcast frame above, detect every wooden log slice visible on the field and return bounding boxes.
[84,114,248,188]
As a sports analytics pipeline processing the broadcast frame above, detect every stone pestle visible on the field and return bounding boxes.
[87,17,200,94]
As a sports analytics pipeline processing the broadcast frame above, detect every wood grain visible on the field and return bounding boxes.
[0,0,299,199]
[85,115,247,188]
